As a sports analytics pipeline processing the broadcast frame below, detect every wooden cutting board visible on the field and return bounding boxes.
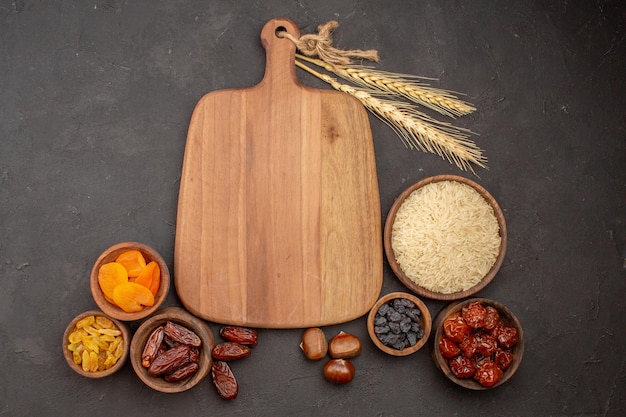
[174,18,382,328]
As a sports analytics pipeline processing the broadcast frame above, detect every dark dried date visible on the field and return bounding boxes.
[212,342,251,361]
[211,361,238,400]
[220,326,258,346]
[164,362,199,382]
[163,321,202,347]
[148,345,191,376]
[141,326,164,368]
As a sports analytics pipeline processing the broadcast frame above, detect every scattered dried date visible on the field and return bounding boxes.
[211,361,238,400]
[220,326,258,346]
[212,342,252,361]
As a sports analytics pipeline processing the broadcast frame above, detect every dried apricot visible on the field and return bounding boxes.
[98,262,128,300]
[134,261,160,295]
[115,250,146,278]
[112,282,155,313]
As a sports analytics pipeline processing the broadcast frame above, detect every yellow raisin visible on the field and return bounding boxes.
[95,316,114,329]
[76,315,95,329]
[68,329,88,344]
[81,350,90,372]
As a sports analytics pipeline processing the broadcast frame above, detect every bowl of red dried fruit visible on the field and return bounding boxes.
[432,298,523,389]
[130,307,215,393]
[90,242,170,321]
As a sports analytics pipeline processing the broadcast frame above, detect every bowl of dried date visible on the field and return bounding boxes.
[432,298,524,390]
[367,292,432,356]
[130,307,215,393]
[90,241,170,321]
[62,310,130,378]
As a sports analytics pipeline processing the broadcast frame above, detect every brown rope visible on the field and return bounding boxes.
[278,21,379,66]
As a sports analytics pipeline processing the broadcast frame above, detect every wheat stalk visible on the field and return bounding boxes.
[297,54,475,118]
[295,60,486,172]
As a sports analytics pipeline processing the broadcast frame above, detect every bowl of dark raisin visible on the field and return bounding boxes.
[130,307,215,393]
[432,298,524,390]
[367,292,432,356]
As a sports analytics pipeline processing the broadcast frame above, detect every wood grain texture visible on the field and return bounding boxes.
[174,18,382,328]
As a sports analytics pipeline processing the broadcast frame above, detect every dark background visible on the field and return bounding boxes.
[1,1,625,416]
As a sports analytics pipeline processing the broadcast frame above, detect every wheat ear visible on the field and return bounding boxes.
[297,54,475,118]
[295,60,486,172]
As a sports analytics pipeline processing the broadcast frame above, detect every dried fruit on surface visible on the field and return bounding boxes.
[220,326,258,346]
[212,342,251,361]
[211,361,238,400]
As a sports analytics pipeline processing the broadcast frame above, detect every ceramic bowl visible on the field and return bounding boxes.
[90,241,170,321]
[367,292,432,356]
[62,310,130,378]
[432,298,524,390]
[384,175,507,300]
[130,307,215,393]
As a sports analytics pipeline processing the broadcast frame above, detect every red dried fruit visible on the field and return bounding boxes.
[212,342,251,361]
[494,349,514,371]
[459,333,480,359]
[495,325,518,349]
[462,301,486,329]
[148,345,191,376]
[220,326,258,346]
[141,326,164,368]
[443,312,471,343]
[474,359,503,387]
[164,362,199,382]
[482,306,500,330]
[448,355,476,379]
[439,337,461,359]
[477,333,498,357]
[211,361,238,400]
[164,321,202,347]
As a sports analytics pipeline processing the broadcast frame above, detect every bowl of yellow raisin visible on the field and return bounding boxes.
[62,310,130,378]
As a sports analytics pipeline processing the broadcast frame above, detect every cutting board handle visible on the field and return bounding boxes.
[260,18,301,88]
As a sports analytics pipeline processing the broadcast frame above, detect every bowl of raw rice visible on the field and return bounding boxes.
[383,175,507,300]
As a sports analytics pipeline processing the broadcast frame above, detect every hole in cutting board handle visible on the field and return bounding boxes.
[275,26,287,37]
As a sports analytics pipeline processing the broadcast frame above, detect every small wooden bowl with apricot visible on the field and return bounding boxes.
[90,242,170,321]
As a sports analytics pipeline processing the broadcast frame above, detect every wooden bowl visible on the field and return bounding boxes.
[384,175,507,300]
[432,298,524,390]
[367,292,432,356]
[90,242,170,321]
[62,310,130,378]
[130,307,215,393]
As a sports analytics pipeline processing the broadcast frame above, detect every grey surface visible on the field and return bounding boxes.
[1,1,625,416]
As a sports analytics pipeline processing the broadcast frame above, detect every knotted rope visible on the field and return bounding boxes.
[278,21,379,66]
